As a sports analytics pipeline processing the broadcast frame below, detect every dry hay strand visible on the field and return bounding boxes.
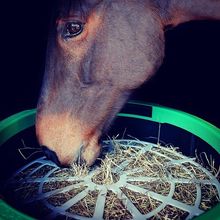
[172,183,197,205]
[182,162,210,180]
[70,162,89,177]
[121,187,162,215]
[103,190,132,220]
[47,186,87,206]
[126,151,169,174]
[128,180,171,196]
[67,190,99,217]
[167,164,192,179]
[14,163,42,181]
[152,144,183,160]
[149,205,189,220]
[14,182,40,201]
[30,165,55,178]
[43,180,80,193]
[6,139,220,219]
[92,155,120,185]
[110,145,170,179]
[200,184,220,210]
[195,151,220,179]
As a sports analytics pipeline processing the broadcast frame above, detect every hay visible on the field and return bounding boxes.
[121,187,162,215]
[150,205,189,220]
[200,184,220,210]
[92,155,120,185]
[128,180,171,196]
[68,190,99,217]
[14,182,40,200]
[47,186,87,206]
[172,183,197,205]
[30,165,55,178]
[103,190,132,220]
[5,139,220,219]
[14,163,41,181]
[70,163,89,177]
[43,181,80,193]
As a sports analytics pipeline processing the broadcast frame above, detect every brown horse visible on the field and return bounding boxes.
[36,0,220,167]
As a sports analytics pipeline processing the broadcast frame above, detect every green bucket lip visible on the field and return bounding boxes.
[0,101,220,220]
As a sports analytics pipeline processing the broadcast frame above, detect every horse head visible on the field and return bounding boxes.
[36,0,220,166]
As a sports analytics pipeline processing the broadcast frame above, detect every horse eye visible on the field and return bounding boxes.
[63,22,84,39]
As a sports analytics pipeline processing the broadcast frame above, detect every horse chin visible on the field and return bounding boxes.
[81,142,101,166]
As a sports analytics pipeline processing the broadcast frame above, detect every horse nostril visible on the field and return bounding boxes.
[42,145,62,167]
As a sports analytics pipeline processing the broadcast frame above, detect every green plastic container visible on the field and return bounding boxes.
[0,101,220,220]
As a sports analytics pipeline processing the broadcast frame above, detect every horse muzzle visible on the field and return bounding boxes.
[36,112,101,167]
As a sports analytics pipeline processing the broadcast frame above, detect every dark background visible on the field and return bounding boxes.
[1,1,220,127]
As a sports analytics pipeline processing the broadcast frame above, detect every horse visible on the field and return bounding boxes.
[36,0,220,167]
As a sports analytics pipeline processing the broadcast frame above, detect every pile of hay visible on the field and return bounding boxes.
[4,139,220,219]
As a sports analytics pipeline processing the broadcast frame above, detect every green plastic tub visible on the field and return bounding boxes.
[0,101,220,220]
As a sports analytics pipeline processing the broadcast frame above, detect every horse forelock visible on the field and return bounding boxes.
[56,0,103,20]
[54,0,83,20]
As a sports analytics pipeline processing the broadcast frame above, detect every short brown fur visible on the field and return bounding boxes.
[36,0,220,166]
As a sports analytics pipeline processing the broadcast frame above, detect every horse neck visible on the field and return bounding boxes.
[158,0,220,27]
